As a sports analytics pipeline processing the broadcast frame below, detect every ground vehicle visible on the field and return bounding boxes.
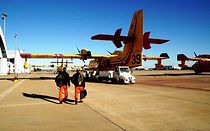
[97,66,135,84]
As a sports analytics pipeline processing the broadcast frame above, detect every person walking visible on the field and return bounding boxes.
[55,66,70,104]
[71,69,85,105]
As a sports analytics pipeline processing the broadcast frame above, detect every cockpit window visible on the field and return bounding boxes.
[120,68,130,73]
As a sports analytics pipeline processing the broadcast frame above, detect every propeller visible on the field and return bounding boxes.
[82,60,85,64]
[194,52,198,57]
[56,58,58,66]
[76,47,86,63]
[76,47,80,53]
[61,58,64,67]
[106,50,112,55]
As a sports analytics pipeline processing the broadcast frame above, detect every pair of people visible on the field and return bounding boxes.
[55,67,85,105]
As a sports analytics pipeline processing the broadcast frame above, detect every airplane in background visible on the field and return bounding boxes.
[143,53,170,69]
[31,59,73,72]
[177,53,210,74]
[50,58,73,67]
[20,10,169,71]
[20,49,117,69]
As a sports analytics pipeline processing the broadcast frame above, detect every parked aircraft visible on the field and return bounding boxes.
[90,10,169,70]
[177,53,210,74]
[20,10,169,71]
[50,58,73,67]
[143,53,170,69]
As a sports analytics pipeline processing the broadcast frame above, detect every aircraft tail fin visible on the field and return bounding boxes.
[177,54,189,69]
[155,53,169,69]
[177,54,189,61]
[91,10,169,69]
[160,53,170,58]
[126,10,169,67]
[125,10,143,67]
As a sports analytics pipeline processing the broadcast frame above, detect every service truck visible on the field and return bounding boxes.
[97,66,135,84]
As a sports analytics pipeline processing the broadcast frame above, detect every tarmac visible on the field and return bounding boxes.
[0,70,210,131]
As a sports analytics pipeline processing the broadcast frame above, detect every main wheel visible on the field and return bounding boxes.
[119,79,124,84]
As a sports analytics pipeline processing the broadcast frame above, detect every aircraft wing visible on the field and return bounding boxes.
[20,53,117,59]
[90,54,117,58]
[143,53,169,61]
[177,54,210,62]
[187,58,210,62]
[20,53,80,59]
[143,53,169,69]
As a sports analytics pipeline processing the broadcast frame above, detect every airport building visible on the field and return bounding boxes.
[0,26,30,75]
[7,50,30,74]
[0,26,8,75]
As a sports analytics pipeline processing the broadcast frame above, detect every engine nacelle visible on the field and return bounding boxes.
[80,49,91,57]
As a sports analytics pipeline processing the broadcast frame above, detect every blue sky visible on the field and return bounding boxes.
[0,0,210,67]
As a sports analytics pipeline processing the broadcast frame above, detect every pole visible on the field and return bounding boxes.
[14,34,18,76]
[14,34,18,50]
[4,16,6,35]
[2,13,7,36]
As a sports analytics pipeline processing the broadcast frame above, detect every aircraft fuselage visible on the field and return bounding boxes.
[192,61,210,74]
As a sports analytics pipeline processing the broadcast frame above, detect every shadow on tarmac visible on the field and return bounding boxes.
[0,76,76,81]
[22,93,75,105]
[138,73,210,76]
[0,77,56,81]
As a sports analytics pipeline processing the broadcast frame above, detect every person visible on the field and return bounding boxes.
[71,69,85,105]
[55,66,70,104]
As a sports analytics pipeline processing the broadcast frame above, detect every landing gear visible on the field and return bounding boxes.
[194,70,201,74]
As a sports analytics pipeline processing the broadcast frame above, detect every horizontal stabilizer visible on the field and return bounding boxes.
[91,28,132,48]
[160,53,169,58]
[177,54,189,61]
[113,28,123,48]
[143,32,169,49]
[92,31,169,50]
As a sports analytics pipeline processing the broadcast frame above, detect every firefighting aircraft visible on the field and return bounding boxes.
[20,10,169,70]
[177,53,210,74]
[103,50,169,69]
[50,58,73,67]
[143,53,169,69]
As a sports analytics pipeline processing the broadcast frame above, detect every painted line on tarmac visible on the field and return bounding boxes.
[0,74,32,101]
[84,103,126,131]
[0,102,49,108]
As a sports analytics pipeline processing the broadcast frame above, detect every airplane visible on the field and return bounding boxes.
[143,53,170,69]
[90,10,169,70]
[87,53,170,70]
[20,10,169,71]
[177,53,210,74]
[50,58,73,67]
[20,50,117,69]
